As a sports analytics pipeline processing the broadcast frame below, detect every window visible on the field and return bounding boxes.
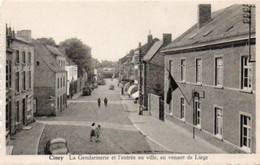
[215,57,223,86]
[181,59,186,82]
[16,50,20,64]
[36,61,40,66]
[63,76,66,87]
[241,56,252,89]
[57,78,59,88]
[28,71,31,89]
[196,58,202,83]
[22,51,26,64]
[6,103,9,130]
[215,107,223,137]
[16,101,19,122]
[22,71,26,91]
[60,77,62,88]
[9,61,11,87]
[28,52,31,64]
[180,97,185,119]
[241,115,251,150]
[15,72,19,92]
[195,101,201,127]
[6,60,9,88]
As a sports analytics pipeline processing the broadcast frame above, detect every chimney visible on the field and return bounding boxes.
[17,30,32,42]
[147,30,153,44]
[162,33,172,46]
[198,4,211,28]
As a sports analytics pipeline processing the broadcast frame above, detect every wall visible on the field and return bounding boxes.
[11,40,34,134]
[148,93,160,118]
[164,44,256,153]
[34,87,56,116]
[143,50,164,108]
[55,72,67,115]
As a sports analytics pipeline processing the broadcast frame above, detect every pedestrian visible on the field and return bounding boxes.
[98,98,101,108]
[90,123,96,142]
[104,97,108,107]
[95,125,102,142]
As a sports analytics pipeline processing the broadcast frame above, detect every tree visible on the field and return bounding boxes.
[60,38,92,76]
[36,37,56,47]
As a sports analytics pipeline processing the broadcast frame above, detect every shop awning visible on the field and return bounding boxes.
[124,82,131,92]
[127,85,138,95]
[131,91,139,99]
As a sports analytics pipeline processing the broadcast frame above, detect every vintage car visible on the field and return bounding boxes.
[82,86,92,96]
[109,85,114,90]
[44,138,69,155]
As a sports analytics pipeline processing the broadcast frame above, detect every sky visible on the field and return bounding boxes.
[1,0,237,61]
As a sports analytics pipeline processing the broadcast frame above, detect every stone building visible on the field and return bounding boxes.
[33,41,67,116]
[9,30,35,135]
[5,26,15,141]
[162,5,255,153]
[141,34,172,117]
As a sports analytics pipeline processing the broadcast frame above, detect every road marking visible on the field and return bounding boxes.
[36,120,138,132]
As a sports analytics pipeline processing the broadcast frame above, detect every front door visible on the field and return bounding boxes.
[159,99,164,121]
[22,98,26,125]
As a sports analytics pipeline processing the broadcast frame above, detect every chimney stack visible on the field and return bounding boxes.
[147,30,153,44]
[198,4,211,28]
[162,33,172,46]
[17,30,32,43]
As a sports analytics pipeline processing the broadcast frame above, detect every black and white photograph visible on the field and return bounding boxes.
[0,0,259,164]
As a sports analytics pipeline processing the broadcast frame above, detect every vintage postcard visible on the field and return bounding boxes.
[0,0,259,164]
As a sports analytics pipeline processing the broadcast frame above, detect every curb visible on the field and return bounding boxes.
[121,101,173,153]
[35,123,45,155]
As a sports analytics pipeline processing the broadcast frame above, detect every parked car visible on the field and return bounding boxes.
[98,81,106,85]
[82,86,92,96]
[93,83,98,88]
[109,85,114,90]
[44,138,69,155]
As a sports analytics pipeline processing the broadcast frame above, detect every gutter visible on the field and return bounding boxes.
[161,34,255,54]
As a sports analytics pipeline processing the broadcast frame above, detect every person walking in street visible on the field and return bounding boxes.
[95,125,102,142]
[104,97,108,107]
[90,123,96,142]
[97,98,101,108]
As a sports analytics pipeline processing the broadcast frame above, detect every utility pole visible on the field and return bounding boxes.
[138,42,143,115]
[243,4,255,63]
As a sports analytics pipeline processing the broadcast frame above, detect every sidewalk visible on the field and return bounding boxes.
[8,122,45,155]
[68,91,82,104]
[121,98,226,154]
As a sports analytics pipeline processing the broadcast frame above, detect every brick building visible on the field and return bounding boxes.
[33,41,67,116]
[8,30,35,135]
[141,34,172,113]
[162,5,255,153]
[5,26,15,141]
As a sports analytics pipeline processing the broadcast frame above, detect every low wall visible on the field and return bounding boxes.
[148,93,160,118]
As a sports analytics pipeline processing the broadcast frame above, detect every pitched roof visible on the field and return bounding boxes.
[33,40,65,73]
[163,5,255,51]
[143,40,163,61]
[46,45,64,56]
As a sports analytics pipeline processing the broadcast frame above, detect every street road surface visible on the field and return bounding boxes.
[38,79,162,154]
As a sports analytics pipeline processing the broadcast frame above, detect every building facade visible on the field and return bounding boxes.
[64,55,78,97]
[9,30,35,135]
[34,41,67,116]
[142,34,172,112]
[6,26,15,141]
[162,5,255,153]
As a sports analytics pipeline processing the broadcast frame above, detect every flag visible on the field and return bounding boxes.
[166,72,178,104]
